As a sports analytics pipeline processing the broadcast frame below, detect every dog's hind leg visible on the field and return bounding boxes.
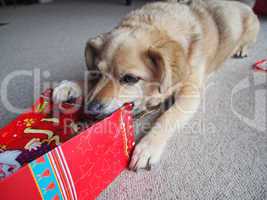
[233,12,260,58]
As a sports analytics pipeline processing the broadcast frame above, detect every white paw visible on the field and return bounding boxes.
[233,46,248,58]
[129,134,166,171]
[53,81,82,104]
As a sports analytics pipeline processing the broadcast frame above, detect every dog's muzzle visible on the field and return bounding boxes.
[86,100,105,116]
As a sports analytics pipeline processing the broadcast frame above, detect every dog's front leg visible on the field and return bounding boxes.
[129,73,202,171]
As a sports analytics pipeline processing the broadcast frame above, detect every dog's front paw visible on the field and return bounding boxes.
[53,81,82,104]
[129,134,166,171]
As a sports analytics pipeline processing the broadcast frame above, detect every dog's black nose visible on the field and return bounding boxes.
[87,100,104,115]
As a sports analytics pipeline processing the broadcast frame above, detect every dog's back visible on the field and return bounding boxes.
[120,0,259,75]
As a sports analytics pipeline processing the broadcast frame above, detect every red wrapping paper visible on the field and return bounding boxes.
[0,89,83,152]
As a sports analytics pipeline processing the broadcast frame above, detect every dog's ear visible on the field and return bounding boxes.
[147,40,190,93]
[85,34,105,70]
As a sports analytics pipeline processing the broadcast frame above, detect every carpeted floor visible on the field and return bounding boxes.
[0,0,267,199]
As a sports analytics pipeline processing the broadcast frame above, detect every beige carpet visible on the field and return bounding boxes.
[0,1,266,199]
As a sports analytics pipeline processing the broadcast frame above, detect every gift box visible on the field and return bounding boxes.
[0,89,135,199]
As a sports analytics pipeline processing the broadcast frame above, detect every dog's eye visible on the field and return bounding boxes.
[120,74,140,85]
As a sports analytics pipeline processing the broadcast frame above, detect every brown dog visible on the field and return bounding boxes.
[53,0,259,170]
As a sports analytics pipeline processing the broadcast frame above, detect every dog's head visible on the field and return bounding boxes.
[84,29,189,117]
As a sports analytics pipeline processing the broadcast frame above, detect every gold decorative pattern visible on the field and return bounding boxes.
[23,118,36,127]
[120,111,129,158]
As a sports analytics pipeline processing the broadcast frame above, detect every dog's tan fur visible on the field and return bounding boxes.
[53,0,259,170]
